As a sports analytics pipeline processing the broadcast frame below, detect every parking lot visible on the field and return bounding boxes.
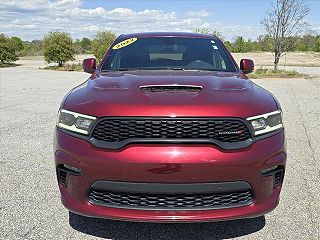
[0,63,319,240]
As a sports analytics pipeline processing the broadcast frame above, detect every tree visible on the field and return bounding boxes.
[257,35,273,52]
[92,31,116,61]
[74,39,84,54]
[0,33,19,64]
[42,31,75,66]
[223,41,233,52]
[262,0,310,69]
[21,40,43,56]
[315,36,320,52]
[248,40,262,52]
[81,37,92,53]
[233,36,246,53]
[11,37,24,53]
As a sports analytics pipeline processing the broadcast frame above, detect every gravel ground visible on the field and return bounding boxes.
[0,63,319,240]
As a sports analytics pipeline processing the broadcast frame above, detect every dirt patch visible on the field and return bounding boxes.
[232,52,320,67]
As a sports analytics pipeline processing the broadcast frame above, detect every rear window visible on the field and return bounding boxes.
[101,37,237,72]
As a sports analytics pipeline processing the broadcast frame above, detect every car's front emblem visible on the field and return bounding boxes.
[218,130,244,135]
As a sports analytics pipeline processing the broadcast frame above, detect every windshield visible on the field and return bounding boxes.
[101,37,237,72]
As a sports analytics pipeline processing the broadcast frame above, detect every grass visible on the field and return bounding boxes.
[248,67,306,79]
[0,62,21,68]
[42,63,83,71]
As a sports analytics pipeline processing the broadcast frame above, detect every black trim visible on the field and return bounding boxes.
[58,128,90,141]
[140,85,203,93]
[254,128,283,141]
[90,180,252,194]
[89,138,253,150]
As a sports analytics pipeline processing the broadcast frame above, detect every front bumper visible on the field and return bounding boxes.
[54,128,286,222]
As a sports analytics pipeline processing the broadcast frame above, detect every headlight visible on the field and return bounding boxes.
[57,109,96,135]
[247,110,283,136]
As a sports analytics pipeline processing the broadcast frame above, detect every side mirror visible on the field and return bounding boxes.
[240,59,254,74]
[82,58,96,74]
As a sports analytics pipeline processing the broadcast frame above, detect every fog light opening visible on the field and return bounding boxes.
[261,165,285,188]
[57,164,81,187]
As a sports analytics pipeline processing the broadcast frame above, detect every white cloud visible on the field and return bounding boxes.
[65,7,106,16]
[0,0,267,41]
[82,25,100,32]
[50,0,81,8]
[0,0,49,11]
[185,10,210,17]
[108,7,133,16]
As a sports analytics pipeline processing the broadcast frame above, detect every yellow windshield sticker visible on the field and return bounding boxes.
[112,38,138,49]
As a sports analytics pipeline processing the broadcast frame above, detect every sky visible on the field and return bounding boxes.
[0,0,319,41]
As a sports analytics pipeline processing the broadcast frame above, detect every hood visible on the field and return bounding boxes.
[63,71,277,118]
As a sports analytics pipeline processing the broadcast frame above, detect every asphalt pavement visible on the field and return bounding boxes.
[0,65,319,240]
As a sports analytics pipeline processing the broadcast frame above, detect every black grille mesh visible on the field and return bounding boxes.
[91,118,251,143]
[59,171,67,185]
[88,189,253,210]
[274,170,283,186]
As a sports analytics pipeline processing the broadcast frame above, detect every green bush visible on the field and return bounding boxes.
[43,31,75,66]
[248,68,304,78]
[255,68,268,74]
[0,33,19,64]
[92,31,116,61]
[233,36,246,53]
[315,37,320,52]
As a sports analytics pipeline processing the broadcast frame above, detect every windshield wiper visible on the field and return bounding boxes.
[171,67,185,71]
[102,68,137,72]
[130,67,186,71]
[102,67,223,72]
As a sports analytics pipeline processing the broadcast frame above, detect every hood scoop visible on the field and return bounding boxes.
[140,85,203,93]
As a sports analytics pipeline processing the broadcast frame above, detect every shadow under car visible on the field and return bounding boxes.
[69,212,266,240]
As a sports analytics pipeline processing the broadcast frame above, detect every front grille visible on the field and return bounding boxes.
[88,188,253,210]
[91,118,251,148]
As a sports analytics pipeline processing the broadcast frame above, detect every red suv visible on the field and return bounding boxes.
[54,32,286,222]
